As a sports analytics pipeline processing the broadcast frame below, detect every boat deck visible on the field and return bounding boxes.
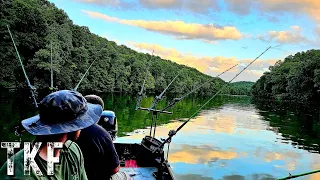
[114,141,175,180]
[121,167,157,180]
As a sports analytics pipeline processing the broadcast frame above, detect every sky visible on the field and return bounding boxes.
[49,0,320,82]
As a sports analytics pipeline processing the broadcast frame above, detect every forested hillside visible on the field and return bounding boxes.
[0,0,226,96]
[223,81,254,95]
[252,50,320,108]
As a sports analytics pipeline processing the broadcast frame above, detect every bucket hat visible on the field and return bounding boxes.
[21,90,102,135]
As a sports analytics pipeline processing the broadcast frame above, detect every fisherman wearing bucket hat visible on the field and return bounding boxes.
[0,90,102,180]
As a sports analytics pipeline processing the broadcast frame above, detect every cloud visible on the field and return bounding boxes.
[212,59,278,82]
[75,0,220,15]
[74,0,120,6]
[257,26,311,44]
[225,0,253,15]
[246,70,265,77]
[127,41,277,81]
[76,0,320,23]
[128,41,239,73]
[82,10,242,43]
[241,59,278,71]
[74,0,135,9]
[224,0,320,22]
[139,0,219,14]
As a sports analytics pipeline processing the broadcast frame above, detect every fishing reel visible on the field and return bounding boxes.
[137,136,165,167]
[14,125,26,141]
[141,135,174,180]
[141,135,164,154]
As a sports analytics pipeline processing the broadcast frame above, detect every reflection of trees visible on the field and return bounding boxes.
[0,90,36,165]
[99,93,237,137]
[254,101,320,153]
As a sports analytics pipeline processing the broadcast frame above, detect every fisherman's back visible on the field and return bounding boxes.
[76,124,119,180]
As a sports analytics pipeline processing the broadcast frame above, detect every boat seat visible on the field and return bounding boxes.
[120,167,157,180]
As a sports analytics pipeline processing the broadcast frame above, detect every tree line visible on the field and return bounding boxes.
[252,49,320,111]
[222,81,254,96]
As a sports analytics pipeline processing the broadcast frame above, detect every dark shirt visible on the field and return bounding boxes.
[76,124,119,180]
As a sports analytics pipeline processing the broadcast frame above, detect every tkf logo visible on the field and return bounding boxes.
[1,142,63,176]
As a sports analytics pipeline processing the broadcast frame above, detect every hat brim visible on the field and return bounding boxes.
[21,103,102,135]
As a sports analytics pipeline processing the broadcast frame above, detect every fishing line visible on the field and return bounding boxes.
[161,64,238,111]
[153,46,272,153]
[73,47,108,91]
[73,56,98,91]
[147,68,184,111]
[271,47,293,55]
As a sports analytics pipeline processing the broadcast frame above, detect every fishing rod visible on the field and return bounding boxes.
[73,57,98,91]
[278,170,320,180]
[7,25,38,138]
[50,41,54,90]
[7,25,38,109]
[161,64,238,112]
[152,46,272,153]
[137,67,183,138]
[135,50,154,110]
[147,69,184,111]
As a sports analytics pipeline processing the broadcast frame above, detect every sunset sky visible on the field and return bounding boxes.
[49,0,320,81]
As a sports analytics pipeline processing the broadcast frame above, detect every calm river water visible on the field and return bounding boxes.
[1,91,320,180]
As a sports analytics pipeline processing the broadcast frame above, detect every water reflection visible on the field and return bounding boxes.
[116,103,320,180]
[175,174,214,180]
[168,144,244,164]
[2,91,320,180]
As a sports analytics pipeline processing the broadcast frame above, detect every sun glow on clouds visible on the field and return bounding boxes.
[257,26,311,44]
[127,41,277,81]
[128,41,239,73]
[77,0,320,23]
[222,0,320,22]
[70,1,318,81]
[82,10,242,43]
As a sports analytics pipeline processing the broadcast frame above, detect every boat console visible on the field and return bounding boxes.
[118,89,177,179]
[114,136,175,180]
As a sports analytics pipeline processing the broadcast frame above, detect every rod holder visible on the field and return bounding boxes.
[138,107,173,114]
